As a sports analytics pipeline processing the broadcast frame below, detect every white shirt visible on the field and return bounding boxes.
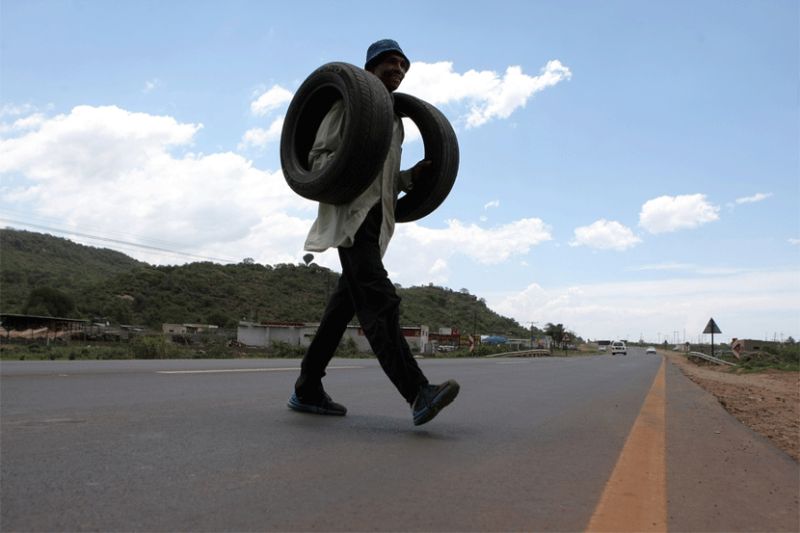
[303,100,412,257]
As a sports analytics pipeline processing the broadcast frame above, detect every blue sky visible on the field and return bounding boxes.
[1,0,798,343]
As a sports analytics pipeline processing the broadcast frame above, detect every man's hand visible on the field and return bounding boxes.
[410,160,432,187]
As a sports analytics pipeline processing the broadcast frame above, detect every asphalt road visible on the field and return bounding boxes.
[1,350,798,531]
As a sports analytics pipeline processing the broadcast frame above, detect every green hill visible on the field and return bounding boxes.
[0,229,145,313]
[0,228,533,337]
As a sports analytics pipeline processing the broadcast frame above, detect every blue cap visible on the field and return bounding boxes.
[365,39,410,71]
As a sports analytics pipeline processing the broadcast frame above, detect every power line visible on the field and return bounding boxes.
[0,207,201,252]
[0,218,238,264]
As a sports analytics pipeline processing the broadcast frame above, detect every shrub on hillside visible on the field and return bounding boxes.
[130,335,178,359]
[741,344,800,371]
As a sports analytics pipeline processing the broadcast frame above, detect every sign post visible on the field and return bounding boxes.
[703,318,722,358]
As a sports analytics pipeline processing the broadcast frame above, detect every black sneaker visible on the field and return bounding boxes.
[288,392,347,416]
[412,380,460,426]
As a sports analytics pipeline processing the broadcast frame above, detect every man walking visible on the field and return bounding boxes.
[288,39,459,426]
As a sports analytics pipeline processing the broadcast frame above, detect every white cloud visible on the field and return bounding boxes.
[0,105,312,265]
[12,113,47,130]
[639,194,719,234]
[250,85,293,116]
[400,117,421,143]
[628,263,747,275]
[401,60,571,128]
[629,262,694,272]
[428,258,450,283]
[246,59,571,143]
[239,117,284,149]
[0,105,200,180]
[0,113,47,134]
[1,103,41,118]
[143,78,161,93]
[484,200,500,210]
[381,217,552,287]
[400,218,551,265]
[789,238,800,246]
[242,85,294,150]
[734,192,772,205]
[1,104,53,133]
[0,103,557,274]
[489,269,800,343]
[569,219,641,251]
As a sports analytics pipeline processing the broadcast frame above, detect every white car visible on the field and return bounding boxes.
[611,341,627,355]
[646,346,657,354]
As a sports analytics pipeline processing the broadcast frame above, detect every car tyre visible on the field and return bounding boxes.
[393,93,459,222]
[280,62,394,205]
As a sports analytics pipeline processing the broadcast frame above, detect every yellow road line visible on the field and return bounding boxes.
[586,358,667,532]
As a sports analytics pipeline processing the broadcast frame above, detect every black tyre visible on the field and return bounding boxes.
[393,93,460,222]
[280,62,394,204]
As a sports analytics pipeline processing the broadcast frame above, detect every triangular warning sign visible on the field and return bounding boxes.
[703,318,721,334]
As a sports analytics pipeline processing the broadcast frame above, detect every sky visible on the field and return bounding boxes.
[1,0,798,344]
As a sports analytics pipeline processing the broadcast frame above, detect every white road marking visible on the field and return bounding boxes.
[156,365,363,375]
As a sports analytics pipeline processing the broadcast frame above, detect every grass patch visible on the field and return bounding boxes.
[736,344,799,372]
[0,335,374,361]
[2,340,601,361]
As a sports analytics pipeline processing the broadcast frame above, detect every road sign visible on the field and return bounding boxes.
[731,339,743,359]
[703,318,721,334]
[703,318,722,358]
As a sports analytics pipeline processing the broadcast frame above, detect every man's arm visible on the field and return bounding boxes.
[399,160,432,192]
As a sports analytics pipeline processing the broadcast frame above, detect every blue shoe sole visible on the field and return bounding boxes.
[288,393,347,416]
[413,381,460,426]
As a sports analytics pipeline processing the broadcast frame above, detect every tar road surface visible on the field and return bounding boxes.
[2,349,798,531]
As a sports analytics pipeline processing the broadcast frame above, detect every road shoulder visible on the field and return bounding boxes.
[664,360,800,532]
[665,352,798,461]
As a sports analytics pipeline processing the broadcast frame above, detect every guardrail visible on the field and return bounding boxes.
[485,349,551,358]
[687,351,738,367]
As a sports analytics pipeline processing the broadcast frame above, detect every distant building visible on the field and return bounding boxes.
[237,321,429,353]
[730,338,781,358]
[162,323,222,345]
[430,327,461,350]
[0,313,88,341]
[162,323,219,335]
[481,335,507,346]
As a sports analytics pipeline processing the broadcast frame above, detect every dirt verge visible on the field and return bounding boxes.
[665,352,799,461]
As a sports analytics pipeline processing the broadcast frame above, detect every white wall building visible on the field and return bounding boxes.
[237,321,429,353]
[163,323,219,335]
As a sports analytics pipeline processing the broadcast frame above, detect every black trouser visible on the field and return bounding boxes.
[295,203,428,404]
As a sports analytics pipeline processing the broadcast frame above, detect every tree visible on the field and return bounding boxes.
[24,287,75,317]
[544,322,565,348]
[207,311,232,328]
[103,298,132,325]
